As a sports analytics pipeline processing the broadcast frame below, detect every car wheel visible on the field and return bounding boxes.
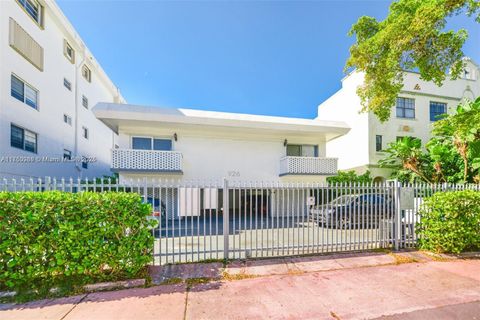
[337,217,351,229]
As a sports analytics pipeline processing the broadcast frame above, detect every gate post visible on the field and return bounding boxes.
[223,178,230,260]
[394,180,402,251]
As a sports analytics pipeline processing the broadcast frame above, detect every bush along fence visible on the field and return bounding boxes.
[417,190,480,253]
[0,191,154,300]
[1,178,479,267]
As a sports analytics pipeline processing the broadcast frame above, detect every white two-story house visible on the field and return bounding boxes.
[93,102,349,217]
[317,58,480,182]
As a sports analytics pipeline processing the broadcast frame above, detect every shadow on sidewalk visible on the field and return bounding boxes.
[0,250,394,312]
[0,278,223,312]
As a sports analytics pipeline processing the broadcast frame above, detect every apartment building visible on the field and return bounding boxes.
[0,0,124,179]
[317,58,480,183]
[93,103,349,217]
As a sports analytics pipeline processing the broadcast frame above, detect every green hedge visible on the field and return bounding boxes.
[0,191,154,297]
[417,190,480,253]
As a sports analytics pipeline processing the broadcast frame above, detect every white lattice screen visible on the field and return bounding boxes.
[279,156,337,175]
[112,149,182,172]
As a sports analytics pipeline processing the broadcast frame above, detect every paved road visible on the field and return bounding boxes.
[153,215,398,264]
[375,301,480,319]
[2,256,479,319]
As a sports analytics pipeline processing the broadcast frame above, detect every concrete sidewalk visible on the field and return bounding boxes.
[1,252,479,320]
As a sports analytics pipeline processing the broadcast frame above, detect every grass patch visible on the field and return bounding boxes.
[371,247,392,254]
[185,277,211,289]
[160,277,183,285]
[389,253,418,265]
[221,271,257,281]
[286,269,305,276]
[167,258,229,268]
[420,251,454,262]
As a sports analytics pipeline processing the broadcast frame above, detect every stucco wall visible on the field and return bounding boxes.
[316,71,370,171]
[0,0,120,179]
[117,127,330,184]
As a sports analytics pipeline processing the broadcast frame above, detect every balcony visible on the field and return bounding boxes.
[111,149,183,173]
[279,156,337,176]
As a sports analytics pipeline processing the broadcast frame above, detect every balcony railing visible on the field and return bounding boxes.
[111,149,183,173]
[279,156,337,176]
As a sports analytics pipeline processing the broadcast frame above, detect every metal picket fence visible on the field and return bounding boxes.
[1,177,479,265]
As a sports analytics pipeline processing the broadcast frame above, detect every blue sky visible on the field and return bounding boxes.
[58,1,480,119]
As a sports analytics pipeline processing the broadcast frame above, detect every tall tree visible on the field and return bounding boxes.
[346,0,480,122]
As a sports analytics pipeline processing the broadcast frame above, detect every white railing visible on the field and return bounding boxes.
[279,156,338,176]
[2,177,480,264]
[112,149,183,173]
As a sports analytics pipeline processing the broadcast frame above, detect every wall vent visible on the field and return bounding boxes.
[9,18,44,71]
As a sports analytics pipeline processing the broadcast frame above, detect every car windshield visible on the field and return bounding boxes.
[329,195,357,205]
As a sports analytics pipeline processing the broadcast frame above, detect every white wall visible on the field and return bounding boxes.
[0,0,121,179]
[116,126,330,184]
[316,71,370,171]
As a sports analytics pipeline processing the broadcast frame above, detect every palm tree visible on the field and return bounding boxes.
[433,97,480,183]
[379,137,432,183]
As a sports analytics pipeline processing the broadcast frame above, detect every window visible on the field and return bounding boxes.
[63,114,72,126]
[15,0,43,26]
[63,149,72,160]
[82,127,89,139]
[11,124,37,153]
[82,157,88,169]
[11,74,38,109]
[396,97,415,119]
[132,137,151,150]
[82,65,91,82]
[82,95,88,109]
[63,40,75,63]
[430,102,447,121]
[462,67,476,80]
[64,78,72,91]
[375,135,383,152]
[154,139,172,151]
[9,18,44,70]
[286,144,318,157]
[132,137,173,151]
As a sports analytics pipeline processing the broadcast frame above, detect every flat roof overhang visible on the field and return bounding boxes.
[93,103,350,141]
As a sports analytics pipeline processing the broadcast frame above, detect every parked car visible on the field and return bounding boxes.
[145,198,167,228]
[309,194,393,229]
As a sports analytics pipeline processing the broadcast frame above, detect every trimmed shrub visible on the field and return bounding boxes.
[417,190,480,253]
[0,191,154,297]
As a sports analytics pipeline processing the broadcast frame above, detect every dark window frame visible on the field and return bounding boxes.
[82,126,89,139]
[82,95,88,109]
[429,101,447,122]
[396,97,415,119]
[375,135,383,152]
[15,0,43,27]
[63,78,72,91]
[63,149,72,160]
[81,156,88,169]
[286,144,319,157]
[131,136,173,151]
[11,74,38,110]
[10,123,37,153]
